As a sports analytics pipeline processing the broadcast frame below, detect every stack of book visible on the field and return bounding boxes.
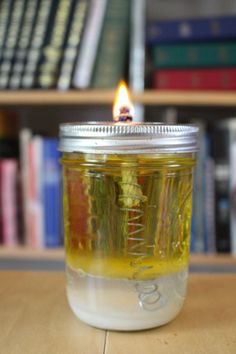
[146,15,236,90]
[190,119,236,256]
[0,0,131,91]
[20,130,62,248]
[0,122,63,249]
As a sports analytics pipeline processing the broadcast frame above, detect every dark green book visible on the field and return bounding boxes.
[57,0,89,91]
[0,0,27,89]
[8,0,40,89]
[21,0,57,89]
[91,0,131,88]
[37,0,75,89]
[152,42,236,68]
[0,0,14,66]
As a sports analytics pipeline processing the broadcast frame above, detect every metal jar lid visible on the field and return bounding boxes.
[59,122,198,154]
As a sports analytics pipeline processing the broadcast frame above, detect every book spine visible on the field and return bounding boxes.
[129,0,146,122]
[0,159,19,247]
[28,140,36,247]
[72,0,107,89]
[0,0,27,89]
[129,0,146,92]
[152,42,236,69]
[19,128,32,246]
[153,68,236,90]
[146,15,236,45]
[8,0,40,89]
[0,0,13,65]
[205,155,216,253]
[229,121,236,256]
[21,0,56,89]
[57,0,89,91]
[91,0,131,88]
[191,121,207,253]
[210,123,231,253]
[43,139,62,247]
[27,136,44,248]
[37,0,74,89]
[0,161,2,245]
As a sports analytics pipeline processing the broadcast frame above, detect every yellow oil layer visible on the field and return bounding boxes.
[62,153,195,280]
[66,252,188,280]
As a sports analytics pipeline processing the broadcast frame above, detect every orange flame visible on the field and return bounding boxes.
[113,81,134,122]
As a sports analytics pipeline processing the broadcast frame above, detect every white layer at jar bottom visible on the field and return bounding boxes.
[66,265,188,331]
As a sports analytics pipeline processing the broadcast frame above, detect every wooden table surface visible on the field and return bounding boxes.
[0,271,235,354]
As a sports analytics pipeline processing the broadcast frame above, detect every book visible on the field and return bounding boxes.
[210,121,231,253]
[191,121,208,253]
[42,139,62,247]
[0,161,2,244]
[91,0,131,88]
[19,130,62,248]
[153,68,236,90]
[0,159,19,247]
[0,0,28,89]
[146,15,236,45]
[21,0,56,89]
[8,0,40,89]
[27,135,44,248]
[0,0,14,65]
[229,120,236,256]
[205,147,216,253]
[72,0,107,89]
[37,0,74,89]
[129,0,146,122]
[152,42,236,69]
[129,0,146,92]
[19,128,32,246]
[57,0,89,91]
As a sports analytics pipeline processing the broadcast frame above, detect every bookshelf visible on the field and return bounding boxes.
[1,87,236,259]
[0,246,64,260]
[0,246,235,273]
[0,0,236,260]
[0,90,236,107]
[0,246,235,263]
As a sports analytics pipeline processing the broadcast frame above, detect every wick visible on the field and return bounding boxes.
[114,105,133,123]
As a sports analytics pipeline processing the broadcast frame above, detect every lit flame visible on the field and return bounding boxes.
[113,81,134,122]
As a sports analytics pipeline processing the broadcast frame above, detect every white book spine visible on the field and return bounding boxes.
[129,0,146,122]
[31,136,44,248]
[73,0,107,89]
[129,0,146,92]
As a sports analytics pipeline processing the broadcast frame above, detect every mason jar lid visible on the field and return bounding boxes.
[59,122,198,154]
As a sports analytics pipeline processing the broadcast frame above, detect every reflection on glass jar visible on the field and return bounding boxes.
[61,151,196,330]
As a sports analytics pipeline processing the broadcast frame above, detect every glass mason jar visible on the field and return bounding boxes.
[59,122,198,331]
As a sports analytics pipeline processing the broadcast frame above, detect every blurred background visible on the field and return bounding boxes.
[0,0,236,271]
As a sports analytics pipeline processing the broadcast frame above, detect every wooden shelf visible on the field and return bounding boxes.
[0,246,235,265]
[0,90,236,107]
[0,246,64,260]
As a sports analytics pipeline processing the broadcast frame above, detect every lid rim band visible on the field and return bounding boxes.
[59,122,199,153]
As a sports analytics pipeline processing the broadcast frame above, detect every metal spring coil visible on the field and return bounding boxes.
[119,178,163,311]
